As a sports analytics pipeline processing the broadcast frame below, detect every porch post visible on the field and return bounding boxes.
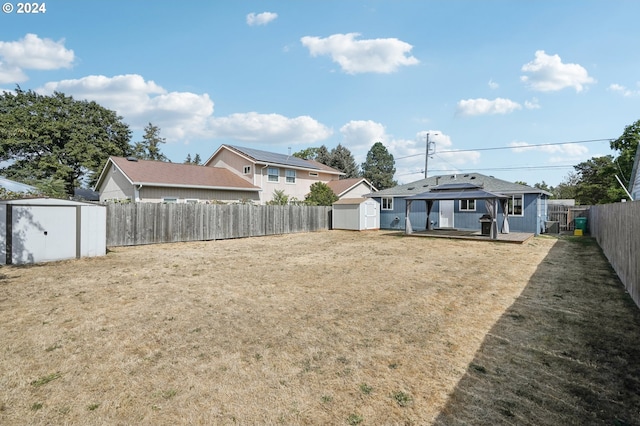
[405,199,413,234]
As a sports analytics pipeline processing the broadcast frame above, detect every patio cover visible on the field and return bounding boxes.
[404,186,509,240]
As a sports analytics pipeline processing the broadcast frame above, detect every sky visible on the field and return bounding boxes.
[1,0,639,187]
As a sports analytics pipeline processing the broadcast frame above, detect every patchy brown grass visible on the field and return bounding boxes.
[0,230,638,425]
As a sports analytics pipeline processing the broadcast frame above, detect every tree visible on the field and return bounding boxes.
[553,172,579,200]
[293,145,332,164]
[361,142,397,190]
[193,153,202,165]
[0,88,132,196]
[134,122,168,161]
[328,144,359,178]
[514,181,529,186]
[305,182,338,206]
[610,119,640,186]
[267,189,289,205]
[573,156,627,204]
[184,153,192,164]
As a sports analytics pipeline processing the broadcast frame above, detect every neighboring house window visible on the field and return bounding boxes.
[243,165,251,174]
[185,199,199,204]
[163,197,178,203]
[507,195,524,216]
[309,172,319,177]
[381,197,393,210]
[459,199,475,211]
[268,167,279,182]
[286,169,296,184]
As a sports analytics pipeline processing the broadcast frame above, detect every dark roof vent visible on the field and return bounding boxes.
[126,156,138,162]
[407,187,415,190]
[464,174,469,177]
[470,176,476,179]
[422,184,429,187]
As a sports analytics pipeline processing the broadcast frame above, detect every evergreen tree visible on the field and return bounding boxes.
[328,144,359,178]
[0,88,132,196]
[193,153,202,165]
[361,142,397,190]
[184,153,192,164]
[134,122,168,161]
[305,182,338,206]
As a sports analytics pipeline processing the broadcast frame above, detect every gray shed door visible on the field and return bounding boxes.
[439,200,454,228]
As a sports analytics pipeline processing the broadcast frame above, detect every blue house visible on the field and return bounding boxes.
[369,173,551,235]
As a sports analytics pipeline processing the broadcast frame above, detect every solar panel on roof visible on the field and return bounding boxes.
[230,145,320,170]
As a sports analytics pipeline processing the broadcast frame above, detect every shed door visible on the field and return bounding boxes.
[364,202,377,229]
[12,206,76,264]
[439,200,454,228]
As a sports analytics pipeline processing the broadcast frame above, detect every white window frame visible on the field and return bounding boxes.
[162,197,178,203]
[267,167,279,183]
[243,165,251,175]
[381,197,393,210]
[459,199,476,211]
[507,194,524,216]
[285,169,296,184]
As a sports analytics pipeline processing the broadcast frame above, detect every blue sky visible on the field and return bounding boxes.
[1,0,639,187]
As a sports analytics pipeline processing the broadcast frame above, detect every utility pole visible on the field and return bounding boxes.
[424,132,438,179]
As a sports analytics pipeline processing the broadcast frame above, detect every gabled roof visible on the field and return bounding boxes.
[206,144,343,175]
[95,157,261,191]
[327,177,377,197]
[371,173,551,197]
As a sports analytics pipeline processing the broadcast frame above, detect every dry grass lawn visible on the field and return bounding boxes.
[1,230,639,425]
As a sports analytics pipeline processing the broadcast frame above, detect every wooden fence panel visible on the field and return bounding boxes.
[590,201,640,308]
[106,203,330,247]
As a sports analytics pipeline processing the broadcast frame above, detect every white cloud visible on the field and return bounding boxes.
[300,33,419,74]
[488,79,499,89]
[524,98,541,109]
[509,141,589,163]
[385,131,480,183]
[520,50,595,92]
[340,120,387,151]
[0,33,74,83]
[39,73,333,144]
[456,98,522,116]
[209,112,332,144]
[609,83,640,97]
[246,12,278,26]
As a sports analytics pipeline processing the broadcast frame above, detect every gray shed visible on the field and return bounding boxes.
[332,198,379,231]
[0,198,106,265]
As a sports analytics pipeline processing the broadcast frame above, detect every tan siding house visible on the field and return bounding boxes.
[327,178,377,199]
[95,156,261,203]
[205,145,344,204]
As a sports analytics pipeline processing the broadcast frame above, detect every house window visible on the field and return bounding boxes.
[507,195,524,216]
[163,197,178,203]
[185,198,199,204]
[381,197,393,210]
[285,169,296,184]
[243,165,251,174]
[459,199,476,211]
[268,167,279,182]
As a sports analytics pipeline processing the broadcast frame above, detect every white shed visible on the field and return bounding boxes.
[332,198,380,231]
[0,198,106,265]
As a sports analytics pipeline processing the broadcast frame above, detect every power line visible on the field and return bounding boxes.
[395,138,613,160]
[396,164,576,177]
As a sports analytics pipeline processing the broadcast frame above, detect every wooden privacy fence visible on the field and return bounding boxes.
[106,203,331,247]
[590,201,640,308]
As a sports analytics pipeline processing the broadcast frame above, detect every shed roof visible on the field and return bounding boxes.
[333,197,373,205]
[0,197,101,206]
[327,178,376,197]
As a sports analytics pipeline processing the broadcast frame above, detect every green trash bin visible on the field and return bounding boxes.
[574,217,587,231]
